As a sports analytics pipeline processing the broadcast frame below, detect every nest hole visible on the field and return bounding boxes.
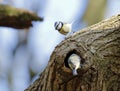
[64,50,80,68]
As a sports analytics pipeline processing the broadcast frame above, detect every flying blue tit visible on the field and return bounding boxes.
[54,21,72,35]
[68,53,81,75]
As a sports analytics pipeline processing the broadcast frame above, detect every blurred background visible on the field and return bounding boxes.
[0,0,120,91]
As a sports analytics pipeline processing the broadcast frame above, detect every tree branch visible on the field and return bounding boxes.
[0,4,43,29]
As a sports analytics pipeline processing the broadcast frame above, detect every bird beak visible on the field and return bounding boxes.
[72,69,78,75]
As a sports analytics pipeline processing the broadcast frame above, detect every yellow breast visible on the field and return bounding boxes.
[59,23,71,35]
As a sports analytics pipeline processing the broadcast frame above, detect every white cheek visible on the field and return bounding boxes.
[69,63,74,70]
[57,24,62,30]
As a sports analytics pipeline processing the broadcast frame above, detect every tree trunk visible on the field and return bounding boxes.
[25,14,120,91]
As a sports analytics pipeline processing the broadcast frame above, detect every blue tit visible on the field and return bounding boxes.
[54,21,72,35]
[68,53,81,75]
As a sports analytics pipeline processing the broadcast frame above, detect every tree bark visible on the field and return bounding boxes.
[25,14,120,91]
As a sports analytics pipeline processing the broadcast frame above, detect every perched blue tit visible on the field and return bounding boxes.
[68,53,81,75]
[54,21,72,35]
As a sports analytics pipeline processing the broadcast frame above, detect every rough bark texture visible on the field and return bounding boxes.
[0,4,43,29]
[25,14,120,91]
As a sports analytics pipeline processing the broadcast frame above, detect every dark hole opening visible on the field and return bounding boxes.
[64,50,79,68]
